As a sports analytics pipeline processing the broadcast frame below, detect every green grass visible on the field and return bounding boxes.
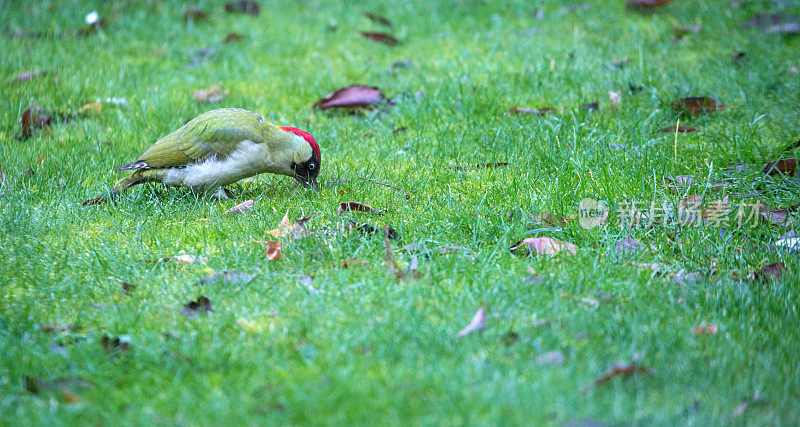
[2,0,799,424]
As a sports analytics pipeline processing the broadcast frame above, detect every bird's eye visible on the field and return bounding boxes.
[308,162,316,170]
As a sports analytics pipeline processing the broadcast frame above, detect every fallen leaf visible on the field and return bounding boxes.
[530,213,571,227]
[20,105,53,139]
[39,323,75,334]
[351,221,400,239]
[760,203,798,227]
[180,296,212,318]
[582,102,599,112]
[774,230,799,253]
[10,70,46,85]
[363,11,392,27]
[312,85,386,110]
[340,258,368,269]
[509,106,555,116]
[199,270,256,285]
[223,199,254,215]
[614,238,643,254]
[225,0,260,15]
[608,90,621,107]
[510,237,577,257]
[626,0,674,10]
[757,262,785,280]
[658,125,698,133]
[666,175,695,189]
[762,158,797,176]
[183,6,207,23]
[456,305,487,338]
[101,335,130,353]
[580,363,653,394]
[692,323,719,335]
[338,201,382,215]
[500,330,519,347]
[360,31,400,46]
[745,13,800,34]
[81,197,108,206]
[193,86,229,103]
[161,254,207,265]
[255,240,282,260]
[223,32,245,43]
[266,211,314,239]
[671,97,725,115]
[121,282,136,295]
[535,351,565,366]
[78,102,102,114]
[392,126,408,135]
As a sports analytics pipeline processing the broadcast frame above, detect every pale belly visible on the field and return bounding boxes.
[162,140,270,189]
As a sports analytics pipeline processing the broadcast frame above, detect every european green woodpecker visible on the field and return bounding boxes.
[109,108,321,199]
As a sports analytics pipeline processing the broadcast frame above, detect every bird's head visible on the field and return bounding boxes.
[279,126,321,190]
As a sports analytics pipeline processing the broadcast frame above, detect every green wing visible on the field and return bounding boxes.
[134,108,268,169]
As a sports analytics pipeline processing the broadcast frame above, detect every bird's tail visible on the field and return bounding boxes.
[82,170,154,205]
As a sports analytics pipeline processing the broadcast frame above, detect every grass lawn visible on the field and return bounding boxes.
[2,0,799,424]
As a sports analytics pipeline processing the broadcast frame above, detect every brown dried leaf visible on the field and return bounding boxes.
[671,97,725,115]
[580,363,653,394]
[456,305,487,338]
[225,0,260,15]
[626,0,674,10]
[658,125,698,133]
[180,296,212,318]
[10,70,46,85]
[510,237,577,257]
[121,282,137,295]
[582,102,599,112]
[360,31,400,46]
[509,106,555,116]
[266,211,314,239]
[312,85,386,110]
[363,11,392,27]
[20,105,53,139]
[79,102,102,114]
[193,86,229,103]
[338,201,382,215]
[223,32,245,43]
[762,158,797,176]
[101,335,130,353]
[757,262,785,280]
[223,199,254,215]
[254,240,282,260]
[692,323,718,335]
[340,258,368,269]
[530,213,571,227]
[81,197,108,206]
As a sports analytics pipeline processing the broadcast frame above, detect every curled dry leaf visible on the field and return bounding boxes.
[121,282,137,295]
[225,0,260,15]
[762,158,797,176]
[509,106,555,116]
[223,32,245,43]
[223,199,254,215]
[626,0,674,10]
[580,363,653,394]
[456,305,487,338]
[266,211,314,239]
[659,125,698,133]
[193,86,229,103]
[760,203,798,227]
[360,31,400,46]
[692,323,719,335]
[254,240,282,260]
[338,201,382,215]
[340,258,368,269]
[313,85,386,110]
[582,102,599,112]
[363,11,392,27]
[510,237,577,257]
[180,296,213,318]
[671,97,725,115]
[81,196,108,206]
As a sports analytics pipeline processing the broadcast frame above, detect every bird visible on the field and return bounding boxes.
[105,108,321,200]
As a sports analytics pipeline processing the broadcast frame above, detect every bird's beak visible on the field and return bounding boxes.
[295,176,320,191]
